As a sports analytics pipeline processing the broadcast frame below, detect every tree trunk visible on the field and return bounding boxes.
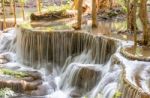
[92,0,97,27]
[77,0,83,29]
[96,0,100,10]
[12,0,16,26]
[132,0,138,47]
[139,0,149,45]
[72,0,79,10]
[37,0,41,14]
[2,0,6,30]
[21,0,25,20]
[10,0,13,14]
[109,0,112,9]
[127,0,130,30]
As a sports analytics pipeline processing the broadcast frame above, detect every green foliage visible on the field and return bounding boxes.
[39,24,72,31]
[0,68,28,78]
[83,96,87,98]
[20,0,28,3]
[108,12,118,17]
[20,23,32,29]
[20,0,24,3]
[42,4,71,13]
[117,0,127,12]
[66,0,71,4]
[0,88,15,98]
[114,91,122,98]
[20,22,72,31]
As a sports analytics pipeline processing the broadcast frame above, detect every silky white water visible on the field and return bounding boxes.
[0,28,149,98]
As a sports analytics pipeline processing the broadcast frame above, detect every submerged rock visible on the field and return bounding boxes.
[0,53,16,63]
[0,59,8,64]
[60,63,101,96]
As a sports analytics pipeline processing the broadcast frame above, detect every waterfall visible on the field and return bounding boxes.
[15,26,119,97]
[60,63,102,96]
[16,27,117,70]
[0,28,16,53]
[0,25,149,98]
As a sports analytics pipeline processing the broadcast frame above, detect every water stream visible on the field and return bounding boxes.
[0,21,149,98]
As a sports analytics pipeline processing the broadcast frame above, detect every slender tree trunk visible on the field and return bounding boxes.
[139,0,149,45]
[10,0,13,14]
[109,0,112,9]
[77,0,83,29]
[99,0,105,8]
[96,0,99,10]
[12,0,16,26]
[37,0,41,14]
[21,0,25,20]
[92,0,97,27]
[2,0,6,29]
[127,0,130,30]
[132,0,138,47]
[72,0,79,10]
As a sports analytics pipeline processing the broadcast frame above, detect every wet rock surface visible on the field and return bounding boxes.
[30,10,75,21]
[60,63,101,96]
[0,67,42,94]
[120,46,150,61]
[98,7,126,21]
[17,28,117,68]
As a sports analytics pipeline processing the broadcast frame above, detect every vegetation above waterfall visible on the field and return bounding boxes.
[42,4,71,13]
[20,22,72,31]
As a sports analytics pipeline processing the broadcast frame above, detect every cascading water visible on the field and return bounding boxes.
[16,27,117,69]
[15,26,121,98]
[60,63,102,96]
[0,23,150,98]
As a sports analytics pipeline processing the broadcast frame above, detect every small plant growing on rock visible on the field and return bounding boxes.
[0,68,28,78]
[0,88,15,98]
[114,91,122,98]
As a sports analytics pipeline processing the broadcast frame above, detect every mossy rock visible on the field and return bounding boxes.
[0,68,28,79]
[108,12,118,18]
[0,69,42,93]
[120,46,150,61]
[30,5,75,21]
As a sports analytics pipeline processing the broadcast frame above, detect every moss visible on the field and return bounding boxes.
[51,24,72,30]
[0,88,15,98]
[0,68,28,78]
[40,24,72,31]
[31,4,74,21]
[20,23,32,29]
[42,4,71,13]
[108,12,118,18]
[113,91,122,98]
[20,22,72,31]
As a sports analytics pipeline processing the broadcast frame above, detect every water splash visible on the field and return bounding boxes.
[0,26,150,98]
